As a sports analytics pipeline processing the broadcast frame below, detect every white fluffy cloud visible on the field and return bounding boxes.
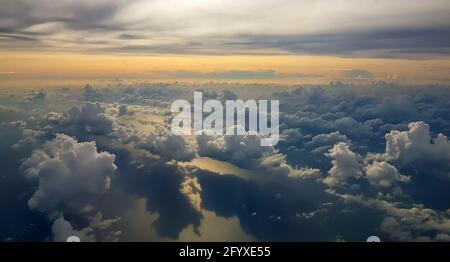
[197,131,320,179]
[324,142,362,187]
[134,126,198,161]
[106,105,197,161]
[381,121,450,179]
[364,161,410,188]
[21,134,117,214]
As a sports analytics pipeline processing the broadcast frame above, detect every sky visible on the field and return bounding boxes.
[0,0,450,85]
[2,1,450,242]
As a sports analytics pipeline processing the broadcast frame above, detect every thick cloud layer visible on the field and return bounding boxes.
[0,0,449,56]
[3,83,450,242]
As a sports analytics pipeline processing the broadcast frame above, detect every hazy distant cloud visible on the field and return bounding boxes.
[24,90,46,102]
[152,70,278,80]
[83,84,102,101]
[0,0,449,56]
[343,69,374,79]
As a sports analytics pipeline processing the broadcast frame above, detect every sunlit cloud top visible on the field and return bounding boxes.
[1,0,450,57]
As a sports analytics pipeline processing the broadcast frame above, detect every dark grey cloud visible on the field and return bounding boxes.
[0,0,126,32]
[232,27,450,57]
[0,1,449,56]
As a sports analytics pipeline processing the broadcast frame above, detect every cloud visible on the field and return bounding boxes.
[379,121,450,179]
[12,128,45,151]
[282,112,375,141]
[307,131,349,148]
[197,130,320,179]
[1,1,449,56]
[5,82,450,242]
[134,126,198,161]
[24,90,46,102]
[180,176,202,212]
[260,152,321,179]
[5,120,27,128]
[323,142,362,187]
[52,215,95,242]
[343,69,374,79]
[58,102,114,135]
[279,128,305,144]
[364,161,410,188]
[21,133,117,214]
[331,191,450,241]
[150,70,306,80]
[117,104,133,116]
[83,84,102,101]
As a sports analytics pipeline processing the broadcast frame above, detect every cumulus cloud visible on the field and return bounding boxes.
[52,215,95,242]
[180,176,202,212]
[46,112,63,123]
[323,142,362,187]
[12,128,45,151]
[307,131,349,148]
[282,112,375,140]
[260,152,320,179]
[379,121,450,179]
[332,191,450,241]
[364,161,410,188]
[21,134,117,214]
[197,130,320,179]
[83,84,102,101]
[59,102,114,135]
[6,120,27,129]
[134,126,198,161]
[24,90,46,102]
[279,128,305,144]
[117,104,133,116]
[5,81,450,242]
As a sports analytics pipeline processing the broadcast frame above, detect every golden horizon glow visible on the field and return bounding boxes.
[1,52,449,87]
